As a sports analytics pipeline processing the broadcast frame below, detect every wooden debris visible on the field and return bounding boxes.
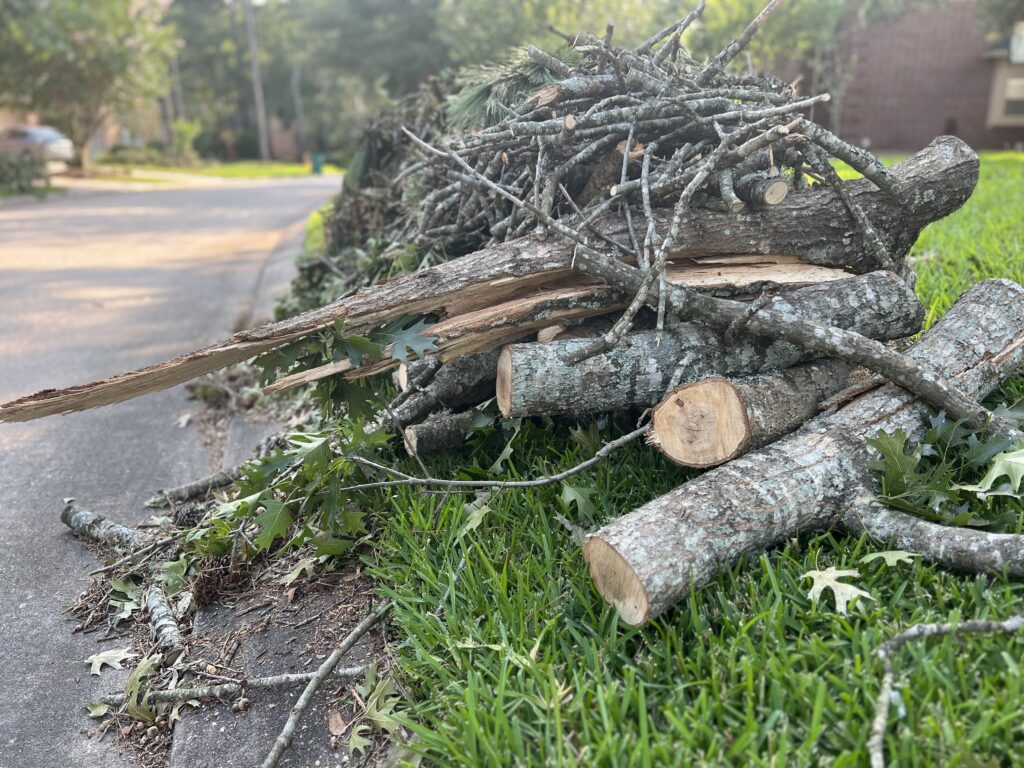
[61,500,149,550]
[0,139,977,423]
[648,359,853,468]
[496,272,922,418]
[583,279,1024,625]
[403,411,475,456]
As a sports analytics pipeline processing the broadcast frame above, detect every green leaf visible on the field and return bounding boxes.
[560,483,595,517]
[348,723,371,756]
[85,647,137,676]
[253,501,293,552]
[386,317,437,364]
[956,447,1024,497]
[110,577,140,599]
[124,654,162,722]
[456,494,492,541]
[155,553,191,596]
[337,335,383,367]
[85,702,110,719]
[313,536,356,557]
[488,419,522,475]
[860,550,919,567]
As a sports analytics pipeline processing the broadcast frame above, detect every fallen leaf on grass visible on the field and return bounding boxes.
[860,550,918,567]
[801,567,873,616]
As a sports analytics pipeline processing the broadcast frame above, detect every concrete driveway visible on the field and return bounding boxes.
[0,176,339,767]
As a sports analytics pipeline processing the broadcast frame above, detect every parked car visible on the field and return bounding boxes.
[0,125,75,172]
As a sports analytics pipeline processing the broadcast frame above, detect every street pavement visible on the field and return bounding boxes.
[0,175,340,768]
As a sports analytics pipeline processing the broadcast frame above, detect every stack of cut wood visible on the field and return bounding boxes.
[6,1,1019,627]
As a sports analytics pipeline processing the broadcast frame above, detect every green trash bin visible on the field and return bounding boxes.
[311,152,325,175]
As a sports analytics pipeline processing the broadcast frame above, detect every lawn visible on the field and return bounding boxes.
[97,160,343,179]
[360,152,1024,766]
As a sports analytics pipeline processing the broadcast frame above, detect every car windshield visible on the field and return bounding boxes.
[31,127,65,141]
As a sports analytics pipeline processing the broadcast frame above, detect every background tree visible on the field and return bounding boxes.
[975,0,1024,32]
[0,0,173,171]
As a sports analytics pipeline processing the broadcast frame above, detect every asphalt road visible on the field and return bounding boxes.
[0,176,339,768]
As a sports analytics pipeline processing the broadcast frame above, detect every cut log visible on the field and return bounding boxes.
[403,411,475,455]
[734,171,788,207]
[583,278,1024,625]
[0,138,976,423]
[391,350,501,427]
[648,359,854,468]
[396,360,433,391]
[497,272,922,418]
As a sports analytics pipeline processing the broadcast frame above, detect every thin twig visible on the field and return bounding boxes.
[868,613,1024,768]
[260,601,392,768]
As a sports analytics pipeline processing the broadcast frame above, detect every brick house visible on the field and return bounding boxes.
[839,0,1024,150]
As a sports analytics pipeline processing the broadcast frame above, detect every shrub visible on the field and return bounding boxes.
[0,153,47,196]
[104,145,169,165]
[170,118,201,165]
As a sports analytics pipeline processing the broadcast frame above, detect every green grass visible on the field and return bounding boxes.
[361,152,1024,766]
[86,171,173,184]
[103,161,343,179]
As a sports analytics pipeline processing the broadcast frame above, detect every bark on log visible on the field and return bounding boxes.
[144,584,186,664]
[583,279,1024,625]
[145,466,244,508]
[734,171,788,207]
[0,138,976,423]
[497,272,921,418]
[391,350,500,427]
[61,501,149,550]
[648,359,853,468]
[843,498,1024,577]
[403,411,476,455]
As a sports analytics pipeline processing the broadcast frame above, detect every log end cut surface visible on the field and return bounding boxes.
[649,378,749,468]
[582,537,650,626]
[496,347,513,418]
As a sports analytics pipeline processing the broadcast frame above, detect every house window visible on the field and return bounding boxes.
[1006,77,1024,116]
[989,62,1024,127]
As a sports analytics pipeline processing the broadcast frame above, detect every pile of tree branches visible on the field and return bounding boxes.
[9,2,1024,766]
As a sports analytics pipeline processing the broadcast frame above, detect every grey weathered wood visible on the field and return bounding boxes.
[144,584,186,663]
[0,139,976,423]
[403,411,475,456]
[649,359,854,468]
[497,272,921,418]
[583,279,1024,625]
[843,498,1024,577]
[60,500,148,550]
[392,350,500,427]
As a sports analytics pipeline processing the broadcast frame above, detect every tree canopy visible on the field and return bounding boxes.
[0,0,173,168]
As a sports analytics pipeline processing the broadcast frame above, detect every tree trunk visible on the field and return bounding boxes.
[496,272,921,418]
[243,0,271,161]
[291,61,307,160]
[648,359,854,468]
[0,139,974,423]
[583,278,1024,625]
